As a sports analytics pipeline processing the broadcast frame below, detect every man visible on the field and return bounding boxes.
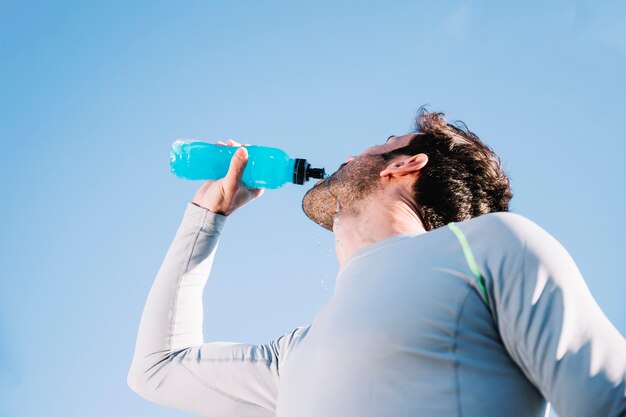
[128,110,626,417]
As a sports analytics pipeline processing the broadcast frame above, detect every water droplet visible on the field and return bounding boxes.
[324,179,331,210]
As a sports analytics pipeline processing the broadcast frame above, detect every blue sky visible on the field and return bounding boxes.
[1,1,624,416]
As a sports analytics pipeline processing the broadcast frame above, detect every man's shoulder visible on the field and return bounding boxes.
[459,211,551,249]
[455,212,565,282]
[471,211,537,230]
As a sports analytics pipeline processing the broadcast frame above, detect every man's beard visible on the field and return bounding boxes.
[301,154,387,231]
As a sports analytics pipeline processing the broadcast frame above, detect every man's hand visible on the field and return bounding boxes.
[192,139,264,216]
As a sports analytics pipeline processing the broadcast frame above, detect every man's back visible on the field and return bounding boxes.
[128,205,626,417]
[277,211,546,416]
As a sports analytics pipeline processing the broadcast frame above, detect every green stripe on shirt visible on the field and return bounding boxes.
[448,222,489,304]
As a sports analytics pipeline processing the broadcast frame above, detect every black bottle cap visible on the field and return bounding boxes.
[293,158,326,185]
[306,167,326,180]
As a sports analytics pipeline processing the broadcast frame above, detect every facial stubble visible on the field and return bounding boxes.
[301,154,387,231]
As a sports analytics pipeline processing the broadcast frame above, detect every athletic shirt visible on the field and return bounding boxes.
[128,203,626,417]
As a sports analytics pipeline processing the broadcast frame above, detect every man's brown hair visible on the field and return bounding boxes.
[381,108,513,230]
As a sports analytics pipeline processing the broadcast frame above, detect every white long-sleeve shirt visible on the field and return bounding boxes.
[128,203,626,417]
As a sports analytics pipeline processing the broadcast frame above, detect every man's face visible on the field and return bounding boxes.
[301,133,416,231]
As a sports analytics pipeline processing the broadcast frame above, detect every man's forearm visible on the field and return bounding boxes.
[127,203,226,392]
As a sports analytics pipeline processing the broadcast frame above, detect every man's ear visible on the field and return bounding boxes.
[379,153,428,178]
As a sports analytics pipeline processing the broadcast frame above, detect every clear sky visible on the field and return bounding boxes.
[1,1,624,416]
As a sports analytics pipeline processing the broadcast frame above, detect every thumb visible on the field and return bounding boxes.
[224,146,248,187]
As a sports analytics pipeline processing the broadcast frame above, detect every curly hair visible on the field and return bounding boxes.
[380,108,513,231]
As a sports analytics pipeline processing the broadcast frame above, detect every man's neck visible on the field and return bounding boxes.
[332,197,426,266]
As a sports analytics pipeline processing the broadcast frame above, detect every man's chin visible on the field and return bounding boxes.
[301,186,335,231]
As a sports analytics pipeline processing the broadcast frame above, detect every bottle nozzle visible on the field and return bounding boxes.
[306,167,326,180]
[294,159,326,185]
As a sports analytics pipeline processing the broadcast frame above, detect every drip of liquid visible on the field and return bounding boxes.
[316,233,333,291]
[318,163,346,291]
[316,238,328,290]
[323,176,331,210]
[334,218,341,247]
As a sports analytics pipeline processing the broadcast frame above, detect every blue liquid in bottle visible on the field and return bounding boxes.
[170,140,326,189]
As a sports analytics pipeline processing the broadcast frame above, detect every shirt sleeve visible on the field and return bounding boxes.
[485,214,626,417]
[127,202,306,417]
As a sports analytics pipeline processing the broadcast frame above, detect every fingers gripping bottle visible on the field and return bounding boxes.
[170,140,327,189]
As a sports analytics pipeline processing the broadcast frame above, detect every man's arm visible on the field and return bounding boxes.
[127,202,305,416]
[128,140,306,416]
[485,214,626,417]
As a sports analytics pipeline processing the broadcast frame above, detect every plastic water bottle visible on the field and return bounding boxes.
[170,140,327,189]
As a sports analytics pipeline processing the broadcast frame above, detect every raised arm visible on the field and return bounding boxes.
[487,214,626,417]
[128,140,304,416]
